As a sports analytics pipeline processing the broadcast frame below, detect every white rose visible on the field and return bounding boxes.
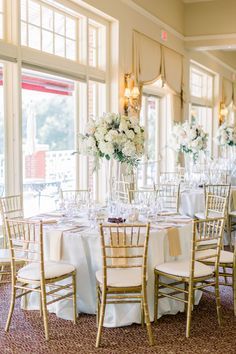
[125,129,135,140]
[122,141,136,157]
[86,119,96,135]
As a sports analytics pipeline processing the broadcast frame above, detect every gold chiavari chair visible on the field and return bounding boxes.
[128,189,158,206]
[204,184,231,201]
[5,218,77,340]
[96,223,154,348]
[60,189,90,206]
[196,239,236,316]
[195,190,229,220]
[154,217,225,337]
[156,183,180,215]
[0,195,24,283]
[160,172,182,184]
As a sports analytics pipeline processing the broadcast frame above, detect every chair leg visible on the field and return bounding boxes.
[96,283,101,327]
[72,273,77,324]
[215,276,222,326]
[233,267,236,316]
[186,281,193,338]
[0,265,4,283]
[223,267,228,284]
[184,283,188,313]
[228,216,233,251]
[154,272,159,324]
[141,300,144,327]
[39,293,43,317]
[143,286,154,346]
[5,286,16,332]
[95,288,106,348]
[41,285,49,340]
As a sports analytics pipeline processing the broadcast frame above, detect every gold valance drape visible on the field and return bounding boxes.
[133,31,184,122]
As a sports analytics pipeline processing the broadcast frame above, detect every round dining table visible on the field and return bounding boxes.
[23,214,201,327]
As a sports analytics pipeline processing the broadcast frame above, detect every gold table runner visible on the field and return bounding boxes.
[167,228,182,257]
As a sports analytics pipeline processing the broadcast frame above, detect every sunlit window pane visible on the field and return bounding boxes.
[66,17,76,39]
[21,0,27,21]
[28,25,41,50]
[55,34,65,57]
[22,69,76,215]
[66,39,76,60]
[42,29,53,53]
[54,12,65,35]
[42,6,53,31]
[21,22,27,46]
[28,0,40,26]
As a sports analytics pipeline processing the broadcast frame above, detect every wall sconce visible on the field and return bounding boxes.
[219,102,228,125]
[124,73,140,115]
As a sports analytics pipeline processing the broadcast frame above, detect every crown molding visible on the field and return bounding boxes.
[185,33,236,41]
[204,51,236,74]
[120,0,185,40]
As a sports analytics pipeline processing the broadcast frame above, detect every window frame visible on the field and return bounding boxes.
[0,0,110,203]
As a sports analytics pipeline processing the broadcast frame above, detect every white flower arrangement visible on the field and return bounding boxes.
[79,113,145,168]
[216,123,236,146]
[170,121,208,161]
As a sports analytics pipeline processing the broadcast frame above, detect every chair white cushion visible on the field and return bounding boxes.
[96,268,142,287]
[196,249,234,264]
[18,261,75,281]
[155,260,213,278]
[229,211,236,217]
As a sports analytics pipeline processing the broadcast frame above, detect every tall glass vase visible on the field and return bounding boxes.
[106,159,121,202]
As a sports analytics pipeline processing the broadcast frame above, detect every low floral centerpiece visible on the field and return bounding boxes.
[79,113,145,169]
[170,121,208,162]
[216,123,236,146]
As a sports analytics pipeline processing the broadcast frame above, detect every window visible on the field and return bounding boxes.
[88,80,106,198]
[0,65,4,196]
[190,65,214,153]
[88,20,106,69]
[22,69,76,214]
[0,0,3,39]
[21,0,78,60]
[139,95,159,187]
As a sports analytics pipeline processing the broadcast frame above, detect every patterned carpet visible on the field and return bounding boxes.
[0,283,235,354]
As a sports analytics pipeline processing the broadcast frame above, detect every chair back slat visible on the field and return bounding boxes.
[205,194,228,217]
[156,184,180,212]
[6,218,45,279]
[0,195,24,247]
[61,189,90,204]
[192,218,225,277]
[99,223,150,285]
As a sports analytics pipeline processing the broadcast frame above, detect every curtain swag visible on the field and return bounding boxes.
[133,30,184,122]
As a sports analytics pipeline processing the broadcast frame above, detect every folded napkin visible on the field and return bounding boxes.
[111,232,127,266]
[49,226,79,261]
[42,219,58,224]
[167,228,182,257]
[231,189,236,211]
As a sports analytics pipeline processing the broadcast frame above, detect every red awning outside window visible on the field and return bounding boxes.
[0,68,74,96]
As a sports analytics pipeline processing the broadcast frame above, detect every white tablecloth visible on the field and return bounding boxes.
[180,189,204,217]
[24,221,202,327]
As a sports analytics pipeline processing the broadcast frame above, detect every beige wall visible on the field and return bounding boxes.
[133,0,184,34]
[184,0,236,36]
[210,50,236,71]
[74,0,235,118]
